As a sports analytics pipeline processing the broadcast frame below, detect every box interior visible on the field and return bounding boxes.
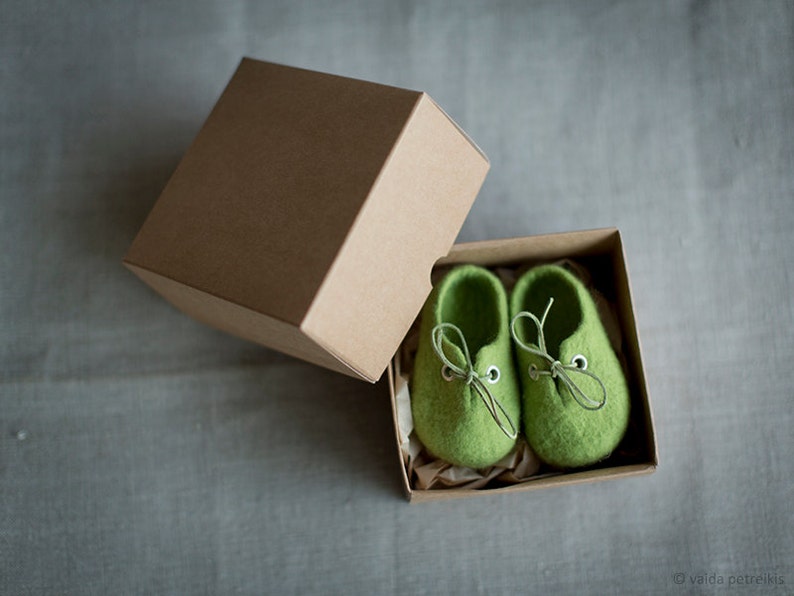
[389,229,657,503]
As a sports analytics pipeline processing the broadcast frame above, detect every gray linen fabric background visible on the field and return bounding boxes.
[2,1,793,594]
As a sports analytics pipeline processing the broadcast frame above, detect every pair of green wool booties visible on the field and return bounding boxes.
[411,264,630,470]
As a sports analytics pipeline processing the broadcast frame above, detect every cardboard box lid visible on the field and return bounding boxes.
[124,58,489,382]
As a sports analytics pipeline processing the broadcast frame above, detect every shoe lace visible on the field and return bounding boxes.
[510,298,607,411]
[430,323,518,440]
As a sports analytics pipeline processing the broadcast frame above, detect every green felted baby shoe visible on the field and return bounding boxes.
[510,264,630,469]
[411,265,521,469]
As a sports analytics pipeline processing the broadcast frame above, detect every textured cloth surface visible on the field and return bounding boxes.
[2,1,793,595]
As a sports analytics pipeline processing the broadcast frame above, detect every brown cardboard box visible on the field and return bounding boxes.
[125,59,656,502]
[389,229,657,503]
[124,58,489,383]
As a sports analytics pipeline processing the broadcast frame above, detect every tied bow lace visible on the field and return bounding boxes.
[510,298,607,411]
[431,323,518,440]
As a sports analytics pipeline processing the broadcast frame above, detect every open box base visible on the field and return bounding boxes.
[388,228,657,503]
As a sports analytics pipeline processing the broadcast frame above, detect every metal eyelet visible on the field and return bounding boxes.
[485,365,500,384]
[571,354,588,370]
[441,365,455,382]
[528,364,540,381]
